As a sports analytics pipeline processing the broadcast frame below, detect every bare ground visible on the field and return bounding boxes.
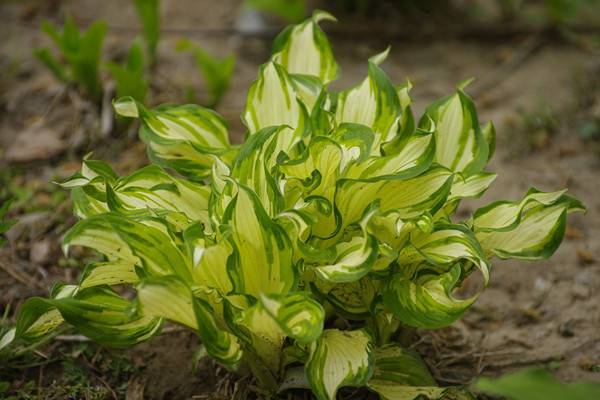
[0,0,599,398]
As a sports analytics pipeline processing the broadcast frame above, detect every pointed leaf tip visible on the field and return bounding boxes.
[113,96,139,118]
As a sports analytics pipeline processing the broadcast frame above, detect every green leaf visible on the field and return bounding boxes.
[311,276,379,319]
[336,167,453,231]
[107,41,148,102]
[447,172,497,202]
[383,264,476,329]
[272,10,338,84]
[0,199,16,246]
[133,0,160,63]
[312,220,378,283]
[474,368,600,400]
[473,189,585,260]
[261,292,324,344]
[113,97,234,179]
[137,276,243,368]
[245,0,307,23]
[222,183,295,297]
[37,16,106,100]
[52,287,162,347]
[33,48,68,81]
[423,90,488,176]
[398,223,490,284]
[368,345,476,399]
[335,62,400,147]
[243,61,307,135]
[79,261,138,289]
[63,212,191,280]
[177,39,235,107]
[306,329,374,400]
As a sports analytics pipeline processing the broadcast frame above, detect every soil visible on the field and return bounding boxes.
[0,0,599,399]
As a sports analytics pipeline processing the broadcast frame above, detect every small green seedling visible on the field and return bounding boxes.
[244,0,307,23]
[177,39,235,108]
[133,0,160,66]
[35,16,107,101]
[0,200,16,247]
[4,11,584,400]
[106,41,148,103]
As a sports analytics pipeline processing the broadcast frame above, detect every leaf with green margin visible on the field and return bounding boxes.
[63,212,191,281]
[221,183,295,297]
[311,276,379,319]
[260,291,324,344]
[368,344,475,399]
[232,125,295,214]
[422,90,488,176]
[113,97,234,180]
[447,172,497,202]
[472,188,581,232]
[226,297,286,374]
[306,329,374,400]
[272,10,338,84]
[344,130,434,181]
[335,62,400,148]
[111,164,211,224]
[383,264,476,329]
[10,286,160,349]
[137,276,243,368]
[336,167,453,231]
[51,286,162,348]
[279,135,342,205]
[79,261,138,289]
[243,61,307,135]
[184,224,234,294]
[473,189,584,260]
[398,223,490,284]
[289,74,325,113]
[312,230,378,283]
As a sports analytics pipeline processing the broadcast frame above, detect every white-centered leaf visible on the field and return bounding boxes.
[306,329,374,400]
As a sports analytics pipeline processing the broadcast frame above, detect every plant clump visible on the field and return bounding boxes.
[2,11,584,400]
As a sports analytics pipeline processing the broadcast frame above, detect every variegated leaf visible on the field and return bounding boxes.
[260,292,324,344]
[474,190,584,260]
[306,329,374,400]
[114,97,234,179]
[423,90,488,176]
[272,10,338,83]
[383,264,476,329]
[243,61,307,134]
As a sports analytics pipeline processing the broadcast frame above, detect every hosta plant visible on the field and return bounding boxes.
[3,11,584,400]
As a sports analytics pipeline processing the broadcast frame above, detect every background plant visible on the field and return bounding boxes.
[245,0,307,23]
[106,40,149,104]
[3,11,584,400]
[34,16,106,101]
[176,39,235,108]
[133,0,160,66]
